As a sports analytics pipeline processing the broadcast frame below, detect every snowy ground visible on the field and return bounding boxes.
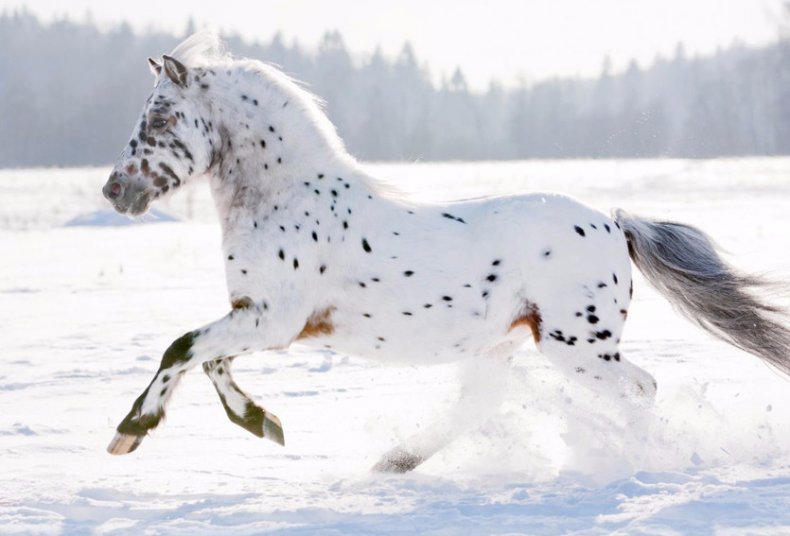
[1,158,790,535]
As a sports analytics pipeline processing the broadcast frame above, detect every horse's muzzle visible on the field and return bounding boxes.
[102,171,151,215]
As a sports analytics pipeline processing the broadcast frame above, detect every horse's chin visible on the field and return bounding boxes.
[110,191,152,217]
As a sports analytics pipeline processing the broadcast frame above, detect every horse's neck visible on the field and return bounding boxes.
[202,69,366,230]
[208,158,374,231]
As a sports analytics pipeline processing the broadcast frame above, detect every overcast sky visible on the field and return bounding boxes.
[2,0,785,89]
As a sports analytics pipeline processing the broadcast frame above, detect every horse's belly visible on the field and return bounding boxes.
[303,309,517,364]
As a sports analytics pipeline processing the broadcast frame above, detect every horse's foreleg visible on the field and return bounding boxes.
[373,356,509,473]
[108,301,291,455]
[202,357,284,445]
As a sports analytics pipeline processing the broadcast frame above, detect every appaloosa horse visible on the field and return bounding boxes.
[103,33,790,472]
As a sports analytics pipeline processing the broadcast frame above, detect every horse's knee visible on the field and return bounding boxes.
[161,331,197,369]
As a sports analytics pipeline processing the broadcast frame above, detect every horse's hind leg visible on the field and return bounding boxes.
[539,329,657,409]
[202,357,283,445]
[373,355,509,473]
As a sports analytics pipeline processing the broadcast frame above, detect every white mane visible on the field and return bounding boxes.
[166,32,395,196]
[169,30,227,67]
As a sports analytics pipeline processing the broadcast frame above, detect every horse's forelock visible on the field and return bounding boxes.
[168,30,227,68]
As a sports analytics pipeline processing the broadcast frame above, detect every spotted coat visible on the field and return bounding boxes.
[103,33,656,458]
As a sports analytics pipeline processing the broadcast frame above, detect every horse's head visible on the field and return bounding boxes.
[103,55,217,215]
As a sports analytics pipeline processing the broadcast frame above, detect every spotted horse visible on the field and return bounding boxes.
[103,33,790,471]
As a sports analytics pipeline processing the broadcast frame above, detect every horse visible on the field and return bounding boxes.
[102,32,790,472]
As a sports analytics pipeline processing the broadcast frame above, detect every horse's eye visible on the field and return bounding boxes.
[150,118,168,130]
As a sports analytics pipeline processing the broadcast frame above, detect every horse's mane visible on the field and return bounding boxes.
[169,30,228,67]
[166,32,399,198]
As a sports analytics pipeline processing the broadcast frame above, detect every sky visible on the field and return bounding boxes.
[1,0,786,89]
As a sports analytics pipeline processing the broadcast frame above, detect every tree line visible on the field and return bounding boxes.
[1,10,789,167]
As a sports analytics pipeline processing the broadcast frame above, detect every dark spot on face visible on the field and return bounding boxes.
[424,303,432,308]
[293,258,299,270]
[574,226,586,237]
[612,273,619,285]
[442,296,452,301]
[587,305,596,312]
[543,250,551,257]
[492,259,501,266]
[312,231,318,242]
[260,139,266,148]
[363,313,371,318]
[402,312,413,316]
[359,281,366,288]
[486,274,497,282]
[404,270,414,277]
[319,265,326,274]
[588,315,599,324]
[362,238,372,253]
[604,223,611,233]
[241,269,247,275]
[269,125,275,132]
[228,255,234,260]
[278,249,285,261]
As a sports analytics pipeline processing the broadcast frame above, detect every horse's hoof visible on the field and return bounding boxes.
[371,447,424,473]
[263,412,285,446]
[107,432,144,455]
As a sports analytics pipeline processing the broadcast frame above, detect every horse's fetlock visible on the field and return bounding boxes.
[117,408,164,436]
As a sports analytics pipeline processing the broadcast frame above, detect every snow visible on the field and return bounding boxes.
[1,158,790,534]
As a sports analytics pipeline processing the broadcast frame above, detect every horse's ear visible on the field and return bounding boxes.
[148,57,162,76]
[162,55,188,88]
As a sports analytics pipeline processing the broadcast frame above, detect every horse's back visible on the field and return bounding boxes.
[318,191,633,364]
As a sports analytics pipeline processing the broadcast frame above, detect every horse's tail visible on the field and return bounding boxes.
[612,209,790,375]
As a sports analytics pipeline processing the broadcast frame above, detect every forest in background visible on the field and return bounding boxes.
[1,10,790,167]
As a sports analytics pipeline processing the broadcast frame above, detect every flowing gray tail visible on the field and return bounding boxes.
[613,209,790,376]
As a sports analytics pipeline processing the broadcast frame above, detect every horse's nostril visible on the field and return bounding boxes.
[108,182,123,200]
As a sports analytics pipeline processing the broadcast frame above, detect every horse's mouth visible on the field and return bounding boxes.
[108,190,153,216]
